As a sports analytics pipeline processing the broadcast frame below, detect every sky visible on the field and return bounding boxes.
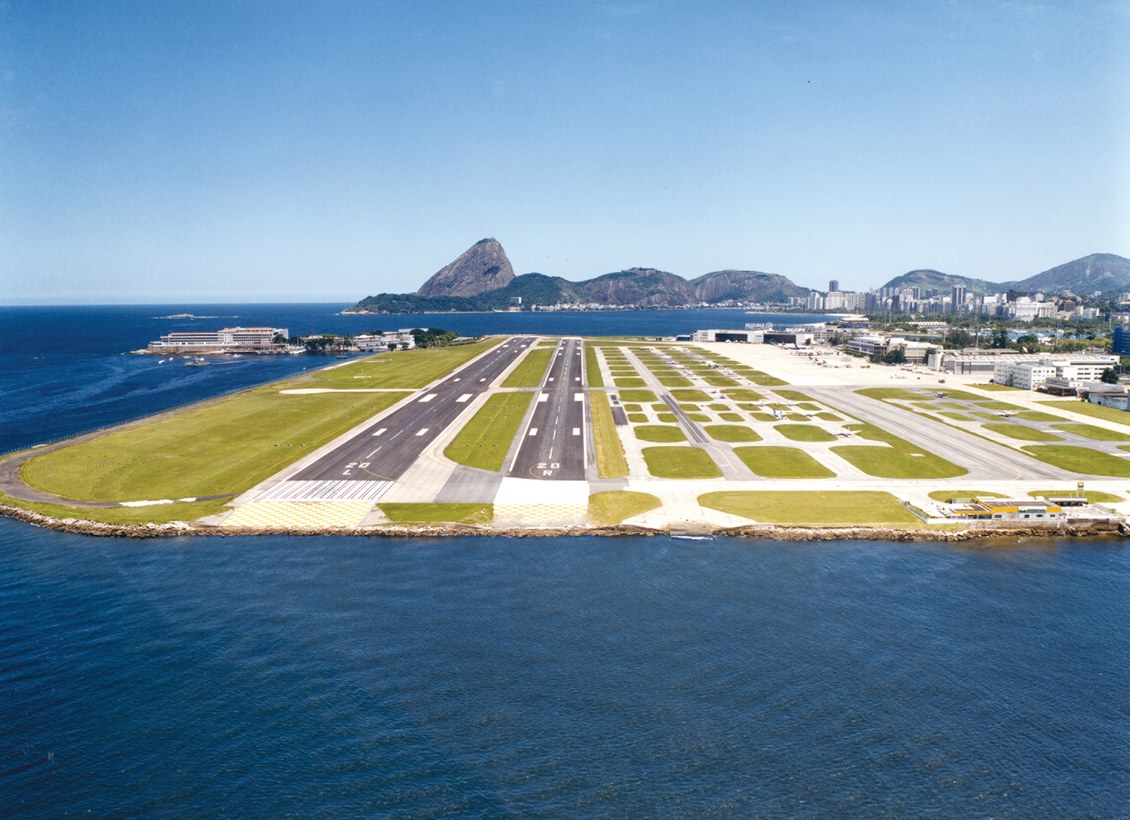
[1,1,1127,304]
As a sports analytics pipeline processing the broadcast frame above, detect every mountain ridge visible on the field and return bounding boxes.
[351,240,1130,313]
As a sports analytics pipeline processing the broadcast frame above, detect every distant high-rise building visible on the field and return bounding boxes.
[828,279,839,293]
[951,284,966,313]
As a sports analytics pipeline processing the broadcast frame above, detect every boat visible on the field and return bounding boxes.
[185,356,209,367]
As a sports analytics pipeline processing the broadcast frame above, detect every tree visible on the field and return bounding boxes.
[990,326,1010,349]
[882,348,906,365]
[1101,368,1119,384]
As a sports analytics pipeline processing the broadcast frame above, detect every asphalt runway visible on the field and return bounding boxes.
[292,337,535,483]
[508,338,587,480]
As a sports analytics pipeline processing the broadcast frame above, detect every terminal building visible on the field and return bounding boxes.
[148,327,288,353]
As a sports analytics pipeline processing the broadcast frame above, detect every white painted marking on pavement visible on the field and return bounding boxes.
[372,428,387,437]
[573,427,580,436]
[574,393,584,401]
[415,428,429,437]
[457,393,472,403]
[538,393,549,403]
[418,394,436,403]
[528,428,538,436]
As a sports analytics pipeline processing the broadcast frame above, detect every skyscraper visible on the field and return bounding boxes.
[828,279,839,293]
[951,284,966,313]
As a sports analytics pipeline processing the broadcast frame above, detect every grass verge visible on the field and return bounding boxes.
[982,423,1063,442]
[588,491,662,525]
[20,390,411,502]
[502,347,554,388]
[584,346,604,388]
[832,423,965,478]
[589,391,628,479]
[1051,423,1130,442]
[444,392,533,471]
[0,492,229,525]
[1021,445,1130,476]
[700,490,919,525]
[1036,400,1130,426]
[379,503,492,525]
[306,338,499,389]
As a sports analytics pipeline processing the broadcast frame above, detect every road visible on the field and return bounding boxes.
[508,338,587,480]
[287,337,534,486]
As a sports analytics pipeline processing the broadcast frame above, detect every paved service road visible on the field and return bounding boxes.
[292,337,535,483]
[508,338,586,480]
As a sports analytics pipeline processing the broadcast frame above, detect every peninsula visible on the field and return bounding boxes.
[2,333,1128,539]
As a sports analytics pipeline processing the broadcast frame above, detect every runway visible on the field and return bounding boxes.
[508,338,587,480]
[289,337,535,486]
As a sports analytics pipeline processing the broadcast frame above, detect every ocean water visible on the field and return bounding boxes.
[1,305,1128,815]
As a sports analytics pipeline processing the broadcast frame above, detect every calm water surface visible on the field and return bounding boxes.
[0,305,1127,815]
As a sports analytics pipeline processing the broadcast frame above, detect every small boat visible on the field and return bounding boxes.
[185,356,209,367]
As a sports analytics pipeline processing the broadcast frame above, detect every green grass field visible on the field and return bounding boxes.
[1027,489,1123,503]
[832,423,965,478]
[972,383,1019,391]
[857,387,927,401]
[671,389,712,402]
[1021,445,1130,476]
[699,490,919,525]
[927,490,1006,502]
[1037,401,1130,426]
[0,491,229,525]
[774,389,814,402]
[618,389,657,404]
[379,503,493,525]
[588,491,662,525]
[584,346,604,387]
[306,338,499,389]
[775,424,836,442]
[502,347,554,388]
[733,446,834,478]
[642,446,722,479]
[1014,410,1062,422]
[982,423,1063,442]
[724,389,763,401]
[20,389,411,502]
[589,391,629,479]
[1051,423,1130,442]
[634,425,687,443]
[704,424,761,442]
[443,392,533,471]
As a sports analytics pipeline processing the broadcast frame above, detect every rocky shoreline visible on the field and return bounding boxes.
[3,503,1126,542]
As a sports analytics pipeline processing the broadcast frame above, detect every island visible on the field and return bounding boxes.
[2,333,1128,539]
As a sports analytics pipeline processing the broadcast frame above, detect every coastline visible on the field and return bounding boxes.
[4,502,1124,542]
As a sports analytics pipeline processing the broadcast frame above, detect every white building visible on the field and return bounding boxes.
[148,327,288,351]
[992,354,1118,390]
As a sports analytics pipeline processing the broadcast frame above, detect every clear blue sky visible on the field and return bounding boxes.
[2,1,1127,304]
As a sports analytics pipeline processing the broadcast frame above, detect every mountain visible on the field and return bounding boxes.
[691,270,809,303]
[353,273,585,314]
[881,269,1003,295]
[416,238,514,298]
[1010,254,1130,295]
[578,268,695,307]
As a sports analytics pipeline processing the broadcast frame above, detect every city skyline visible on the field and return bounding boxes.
[2,2,1127,305]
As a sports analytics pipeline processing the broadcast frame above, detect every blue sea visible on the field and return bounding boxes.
[1,305,1128,816]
